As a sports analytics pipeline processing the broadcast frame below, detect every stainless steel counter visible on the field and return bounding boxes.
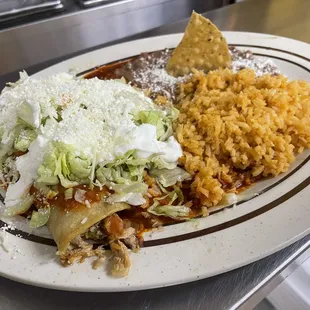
[0,0,226,76]
[1,0,310,309]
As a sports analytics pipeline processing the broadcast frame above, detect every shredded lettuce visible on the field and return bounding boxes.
[146,183,188,219]
[97,167,127,185]
[94,106,181,191]
[107,192,145,206]
[64,188,74,200]
[159,107,179,142]
[89,152,97,189]
[68,153,91,179]
[37,142,92,188]
[148,202,190,219]
[149,157,178,170]
[110,182,148,194]
[37,150,59,185]
[58,175,79,188]
[157,186,184,206]
[106,181,147,206]
[150,167,191,187]
[135,111,165,139]
[14,128,37,152]
[134,106,179,142]
[0,124,25,160]
[96,150,147,186]
[29,207,50,229]
[37,166,59,185]
[136,111,161,125]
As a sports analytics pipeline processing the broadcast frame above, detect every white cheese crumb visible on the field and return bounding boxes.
[74,189,86,204]
[85,200,91,209]
[81,217,88,224]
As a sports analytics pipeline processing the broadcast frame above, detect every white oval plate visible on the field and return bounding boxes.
[1,32,310,292]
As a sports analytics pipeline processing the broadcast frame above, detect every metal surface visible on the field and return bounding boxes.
[0,0,61,16]
[76,0,122,8]
[135,0,310,43]
[0,0,224,75]
[1,0,310,309]
[0,0,63,22]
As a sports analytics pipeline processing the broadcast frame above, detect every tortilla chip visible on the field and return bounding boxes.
[166,11,231,76]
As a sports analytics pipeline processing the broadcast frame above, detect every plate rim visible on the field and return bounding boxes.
[1,31,310,292]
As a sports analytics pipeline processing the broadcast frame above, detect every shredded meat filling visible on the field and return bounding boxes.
[110,240,131,277]
[59,236,105,266]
